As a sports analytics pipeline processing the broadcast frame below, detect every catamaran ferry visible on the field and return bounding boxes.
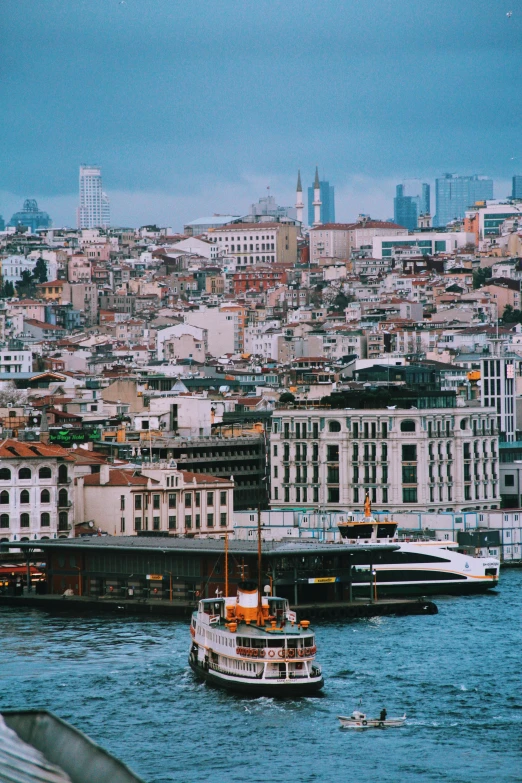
[189,581,324,696]
[338,495,500,596]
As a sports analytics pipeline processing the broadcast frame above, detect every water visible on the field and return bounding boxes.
[1,572,521,783]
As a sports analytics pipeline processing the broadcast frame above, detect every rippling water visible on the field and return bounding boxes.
[1,571,521,783]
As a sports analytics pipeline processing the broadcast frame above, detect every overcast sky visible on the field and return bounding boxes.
[1,0,520,229]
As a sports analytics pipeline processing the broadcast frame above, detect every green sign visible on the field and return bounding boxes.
[49,428,101,446]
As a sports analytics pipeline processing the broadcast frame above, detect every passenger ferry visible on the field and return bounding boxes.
[338,495,500,596]
[189,581,324,696]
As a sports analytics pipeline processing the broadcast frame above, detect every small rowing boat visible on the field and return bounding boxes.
[338,710,406,729]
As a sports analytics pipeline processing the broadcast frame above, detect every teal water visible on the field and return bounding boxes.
[1,571,521,783]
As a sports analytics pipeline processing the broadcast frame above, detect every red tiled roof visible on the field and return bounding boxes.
[0,439,74,460]
[83,468,231,487]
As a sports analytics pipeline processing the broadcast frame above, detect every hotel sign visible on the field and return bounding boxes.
[146,574,164,581]
[308,577,338,584]
[49,428,101,446]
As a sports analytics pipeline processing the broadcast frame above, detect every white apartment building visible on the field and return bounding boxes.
[185,309,236,355]
[210,222,297,267]
[270,405,500,513]
[75,464,234,537]
[2,255,37,286]
[0,347,32,374]
[77,165,109,229]
[372,232,475,259]
[156,323,208,361]
[0,440,74,542]
[310,221,408,263]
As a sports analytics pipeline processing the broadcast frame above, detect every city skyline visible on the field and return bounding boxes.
[1,0,521,227]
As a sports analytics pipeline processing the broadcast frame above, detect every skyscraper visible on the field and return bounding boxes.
[307,175,335,226]
[78,165,110,228]
[393,181,430,230]
[8,199,52,232]
[512,176,522,200]
[435,174,493,227]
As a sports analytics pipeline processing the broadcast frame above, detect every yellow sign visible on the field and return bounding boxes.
[146,574,163,581]
[308,577,337,584]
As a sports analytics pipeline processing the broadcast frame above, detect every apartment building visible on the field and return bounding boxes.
[0,439,75,542]
[270,404,500,513]
[211,223,297,267]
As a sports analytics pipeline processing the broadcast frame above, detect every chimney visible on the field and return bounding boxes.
[100,463,110,486]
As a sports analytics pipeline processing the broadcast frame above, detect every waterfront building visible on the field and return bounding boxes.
[394,182,430,230]
[435,174,493,227]
[0,439,74,543]
[307,175,335,226]
[480,348,517,443]
[270,395,500,513]
[75,464,234,537]
[77,165,109,229]
[8,199,52,233]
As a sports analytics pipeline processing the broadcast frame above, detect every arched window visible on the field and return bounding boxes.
[0,491,9,505]
[400,420,416,433]
[0,468,11,481]
[18,467,31,480]
[20,513,30,528]
[328,420,341,432]
[40,513,50,527]
[41,489,50,504]
[58,512,68,531]
[20,490,30,504]
[0,514,9,529]
[58,465,68,484]
[58,489,68,507]
[39,467,52,479]
[460,418,468,430]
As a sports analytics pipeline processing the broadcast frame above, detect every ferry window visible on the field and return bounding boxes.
[400,420,416,433]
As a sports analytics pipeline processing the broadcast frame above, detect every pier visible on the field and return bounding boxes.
[0,593,437,618]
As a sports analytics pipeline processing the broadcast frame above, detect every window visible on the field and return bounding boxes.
[168,493,176,509]
[40,489,50,503]
[505,475,515,487]
[0,491,9,505]
[220,513,227,527]
[38,467,51,479]
[220,491,227,506]
[19,489,30,504]
[400,420,416,433]
[153,516,160,530]
[20,513,30,528]
[0,514,9,528]
[195,493,200,508]
[185,494,192,507]
[402,445,417,461]
[134,516,142,531]
[168,515,176,529]
[185,515,192,529]
[135,495,142,510]
[40,512,50,527]
[18,468,31,480]
[207,513,214,527]
[327,445,339,461]
[120,517,125,533]
[402,488,418,503]
[58,465,68,483]
[273,445,278,457]
[327,487,340,503]
[327,466,339,483]
[153,494,160,510]
[58,489,68,507]
[328,420,341,432]
[402,466,417,483]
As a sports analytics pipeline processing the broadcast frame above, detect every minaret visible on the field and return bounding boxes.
[295,170,304,226]
[312,166,322,226]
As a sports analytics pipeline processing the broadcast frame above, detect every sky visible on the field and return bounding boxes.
[1,0,521,229]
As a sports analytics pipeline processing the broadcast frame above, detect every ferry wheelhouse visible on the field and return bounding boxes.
[189,581,323,696]
[337,495,500,596]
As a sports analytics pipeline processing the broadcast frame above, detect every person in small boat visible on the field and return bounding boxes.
[380,708,387,722]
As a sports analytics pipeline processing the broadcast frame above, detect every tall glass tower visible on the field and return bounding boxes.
[394,182,430,230]
[435,174,493,227]
[512,176,522,200]
[307,180,335,225]
[78,165,110,228]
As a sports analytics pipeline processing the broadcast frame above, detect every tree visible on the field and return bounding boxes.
[330,291,350,312]
[502,305,522,324]
[279,392,295,404]
[0,281,14,298]
[0,383,27,408]
[34,257,48,283]
[473,267,492,289]
[15,270,37,299]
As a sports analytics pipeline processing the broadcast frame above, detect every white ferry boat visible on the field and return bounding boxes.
[338,495,500,596]
[189,581,324,696]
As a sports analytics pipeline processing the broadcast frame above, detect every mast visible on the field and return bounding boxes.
[224,531,229,597]
[256,504,264,626]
